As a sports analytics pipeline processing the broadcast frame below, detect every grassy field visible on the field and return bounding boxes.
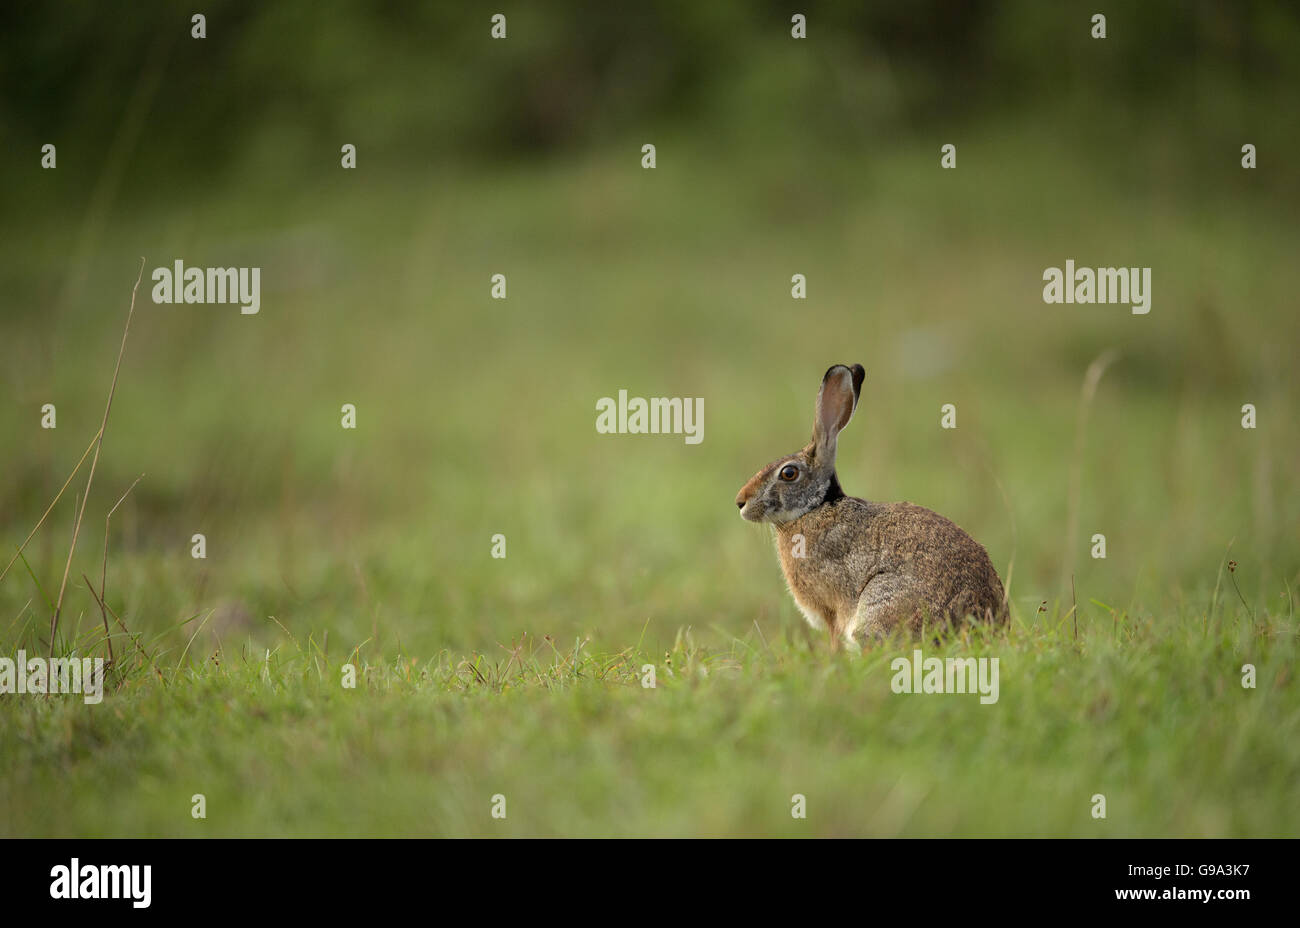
[2,111,1298,837]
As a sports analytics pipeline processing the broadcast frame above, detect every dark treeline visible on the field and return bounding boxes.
[1,0,1295,191]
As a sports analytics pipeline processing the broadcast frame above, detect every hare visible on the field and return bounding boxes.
[736,363,1006,649]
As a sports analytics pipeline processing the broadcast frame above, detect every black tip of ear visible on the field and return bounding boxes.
[821,364,866,400]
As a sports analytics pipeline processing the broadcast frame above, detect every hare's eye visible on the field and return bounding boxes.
[779,464,799,482]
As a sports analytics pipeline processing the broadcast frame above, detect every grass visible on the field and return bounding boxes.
[1,601,1294,837]
[2,107,1298,836]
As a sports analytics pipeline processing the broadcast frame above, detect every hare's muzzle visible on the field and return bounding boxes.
[735,475,765,521]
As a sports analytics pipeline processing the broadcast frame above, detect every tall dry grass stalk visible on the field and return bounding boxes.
[47,258,146,657]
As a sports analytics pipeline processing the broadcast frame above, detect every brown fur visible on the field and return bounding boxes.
[775,497,1006,643]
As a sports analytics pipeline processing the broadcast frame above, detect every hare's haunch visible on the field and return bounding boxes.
[736,364,1006,648]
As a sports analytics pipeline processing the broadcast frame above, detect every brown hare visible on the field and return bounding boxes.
[736,363,1006,650]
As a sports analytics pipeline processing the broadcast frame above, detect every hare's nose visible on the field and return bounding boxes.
[736,475,762,510]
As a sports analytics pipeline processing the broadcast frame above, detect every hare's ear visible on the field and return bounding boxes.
[812,364,865,463]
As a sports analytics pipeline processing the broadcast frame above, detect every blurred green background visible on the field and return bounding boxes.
[4,0,1296,656]
[2,0,1300,837]
[0,2,1298,837]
